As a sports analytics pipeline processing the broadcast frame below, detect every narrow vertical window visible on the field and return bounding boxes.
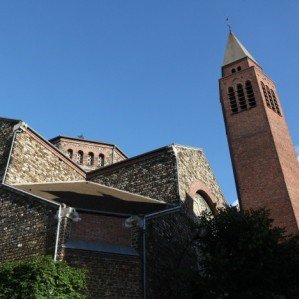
[87,152,94,166]
[261,82,270,107]
[98,154,105,167]
[245,81,256,108]
[266,85,275,110]
[77,151,83,164]
[67,149,73,159]
[271,90,281,115]
[228,87,238,113]
[237,84,247,110]
[261,81,282,116]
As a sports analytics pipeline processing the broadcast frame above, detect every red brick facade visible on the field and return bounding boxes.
[50,136,127,172]
[220,55,299,235]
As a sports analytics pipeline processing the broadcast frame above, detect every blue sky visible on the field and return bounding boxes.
[1,1,298,204]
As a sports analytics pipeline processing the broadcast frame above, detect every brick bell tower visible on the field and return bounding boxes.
[219,32,299,235]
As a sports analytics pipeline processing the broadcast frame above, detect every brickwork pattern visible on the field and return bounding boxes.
[70,213,131,247]
[5,130,84,185]
[0,186,58,263]
[65,249,142,298]
[52,138,126,172]
[220,57,299,235]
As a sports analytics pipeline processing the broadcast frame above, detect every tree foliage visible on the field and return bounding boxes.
[195,207,299,298]
[0,256,87,299]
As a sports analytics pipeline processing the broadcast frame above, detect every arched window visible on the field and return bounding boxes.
[77,151,83,164]
[67,149,73,159]
[87,152,94,166]
[261,81,270,107]
[261,81,282,116]
[228,87,238,113]
[266,85,275,110]
[237,66,242,71]
[245,81,256,108]
[271,89,281,115]
[98,154,105,167]
[232,68,236,73]
[237,84,247,111]
[193,192,213,217]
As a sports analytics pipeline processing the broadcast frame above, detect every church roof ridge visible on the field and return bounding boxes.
[223,32,258,66]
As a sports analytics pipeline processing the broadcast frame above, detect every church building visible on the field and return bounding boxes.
[0,32,298,298]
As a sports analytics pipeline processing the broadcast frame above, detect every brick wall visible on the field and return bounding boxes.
[220,58,299,235]
[52,137,126,172]
[70,213,131,247]
[0,186,58,263]
[5,129,84,185]
[65,249,142,298]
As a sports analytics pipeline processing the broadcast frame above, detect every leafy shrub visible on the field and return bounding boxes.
[0,256,87,299]
[196,207,299,298]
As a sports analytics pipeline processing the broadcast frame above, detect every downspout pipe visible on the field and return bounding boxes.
[142,205,182,299]
[54,205,62,261]
[2,121,26,184]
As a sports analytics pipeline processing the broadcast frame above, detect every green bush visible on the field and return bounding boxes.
[196,207,299,298]
[0,256,87,299]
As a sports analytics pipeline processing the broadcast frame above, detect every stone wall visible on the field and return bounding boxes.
[174,145,226,209]
[89,146,180,204]
[0,186,58,263]
[65,249,142,298]
[0,118,18,182]
[5,129,84,185]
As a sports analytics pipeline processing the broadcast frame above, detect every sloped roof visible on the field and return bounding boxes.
[223,32,258,66]
[14,181,168,215]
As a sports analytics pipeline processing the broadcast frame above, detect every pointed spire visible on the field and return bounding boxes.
[223,32,258,66]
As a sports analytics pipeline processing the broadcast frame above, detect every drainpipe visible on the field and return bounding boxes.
[54,205,62,261]
[2,121,27,184]
[142,205,181,299]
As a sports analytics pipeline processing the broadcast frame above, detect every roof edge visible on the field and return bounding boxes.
[25,127,86,178]
[87,145,173,178]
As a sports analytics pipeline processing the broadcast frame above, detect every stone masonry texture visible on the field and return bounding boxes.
[0,186,57,263]
[89,145,226,209]
[89,146,180,204]
[65,249,142,298]
[0,119,18,182]
[5,129,84,185]
[175,145,226,209]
